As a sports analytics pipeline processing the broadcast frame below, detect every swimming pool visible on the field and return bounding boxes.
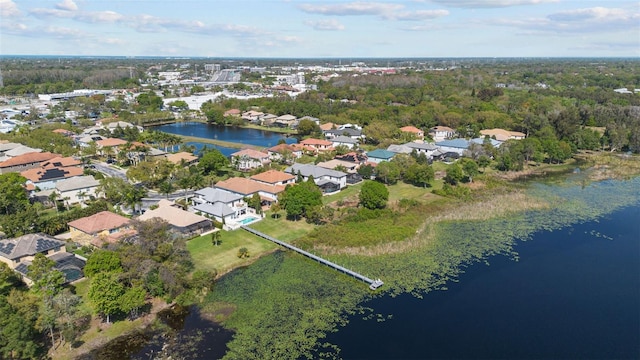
[237,216,259,225]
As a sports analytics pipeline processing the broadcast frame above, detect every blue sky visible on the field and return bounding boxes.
[1,0,638,57]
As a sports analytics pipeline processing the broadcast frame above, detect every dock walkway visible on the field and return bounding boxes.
[242,226,383,290]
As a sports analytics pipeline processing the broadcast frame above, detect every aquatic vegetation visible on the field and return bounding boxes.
[204,174,640,359]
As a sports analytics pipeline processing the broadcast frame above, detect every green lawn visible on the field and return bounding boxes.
[387,182,440,203]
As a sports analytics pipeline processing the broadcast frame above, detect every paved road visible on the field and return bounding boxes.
[92,162,128,181]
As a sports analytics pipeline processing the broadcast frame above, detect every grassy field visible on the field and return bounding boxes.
[187,216,316,274]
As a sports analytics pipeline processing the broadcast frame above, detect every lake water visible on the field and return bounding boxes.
[325,201,640,359]
[151,122,296,157]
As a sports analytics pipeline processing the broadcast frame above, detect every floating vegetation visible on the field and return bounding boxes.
[203,174,640,360]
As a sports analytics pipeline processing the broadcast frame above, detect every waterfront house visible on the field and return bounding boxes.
[215,177,285,206]
[0,233,85,285]
[429,126,456,142]
[284,163,347,191]
[224,109,242,117]
[250,170,296,186]
[230,148,271,171]
[192,187,247,223]
[67,211,135,247]
[366,149,396,164]
[138,199,212,236]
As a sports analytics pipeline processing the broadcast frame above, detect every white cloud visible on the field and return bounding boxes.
[76,11,125,23]
[427,0,558,8]
[305,19,345,30]
[0,0,20,18]
[44,25,84,39]
[493,7,640,33]
[391,9,449,21]
[298,2,403,17]
[55,0,78,12]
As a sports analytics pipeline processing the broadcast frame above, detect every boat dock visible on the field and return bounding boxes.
[242,226,384,290]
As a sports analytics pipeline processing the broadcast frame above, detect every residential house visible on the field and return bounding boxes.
[435,139,470,156]
[400,126,425,140]
[166,151,199,166]
[298,116,320,125]
[52,128,75,137]
[241,110,264,122]
[0,233,84,285]
[192,187,247,223]
[366,149,396,164]
[21,165,84,191]
[40,156,82,169]
[284,163,348,192]
[54,175,100,205]
[316,159,359,173]
[300,138,334,153]
[428,126,456,141]
[250,170,296,186]
[95,138,128,158]
[323,127,365,141]
[335,152,368,165]
[215,177,285,206]
[3,145,42,158]
[470,137,502,148]
[67,211,135,247]
[260,113,278,126]
[138,199,212,236]
[387,141,439,158]
[224,109,242,117]
[330,136,358,149]
[319,122,336,131]
[479,128,526,141]
[230,148,271,171]
[274,114,297,128]
[0,151,59,174]
[266,143,303,163]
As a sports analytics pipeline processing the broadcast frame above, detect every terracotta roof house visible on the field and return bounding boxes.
[230,148,271,171]
[96,137,128,148]
[52,128,75,137]
[266,143,303,163]
[67,211,135,247]
[366,149,396,164]
[0,152,59,174]
[250,170,296,186]
[166,152,199,166]
[428,126,456,142]
[284,163,348,191]
[319,122,336,131]
[21,165,84,190]
[40,156,82,169]
[0,233,84,286]
[300,138,334,153]
[215,177,285,202]
[479,128,526,141]
[54,175,100,205]
[224,108,242,117]
[192,187,247,223]
[138,199,212,236]
[400,126,425,140]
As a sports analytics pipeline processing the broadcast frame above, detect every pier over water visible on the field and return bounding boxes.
[242,226,384,290]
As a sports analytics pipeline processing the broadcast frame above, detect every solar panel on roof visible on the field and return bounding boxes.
[35,238,61,252]
[40,168,67,181]
[0,243,15,255]
[14,263,29,275]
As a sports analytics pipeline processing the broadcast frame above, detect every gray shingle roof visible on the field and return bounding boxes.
[0,233,64,260]
[194,202,235,218]
[285,163,347,179]
[55,175,100,192]
[194,187,243,204]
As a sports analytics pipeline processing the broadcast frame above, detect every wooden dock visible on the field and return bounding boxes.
[242,226,384,290]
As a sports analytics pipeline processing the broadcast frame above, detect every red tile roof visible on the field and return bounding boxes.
[21,166,83,183]
[215,177,285,196]
[68,211,131,235]
[41,156,81,169]
[96,138,128,147]
[400,126,423,134]
[250,170,295,184]
[231,148,269,159]
[0,152,59,168]
[300,138,333,146]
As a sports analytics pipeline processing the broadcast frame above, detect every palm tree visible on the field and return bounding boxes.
[77,190,88,205]
[48,191,60,213]
[211,231,221,246]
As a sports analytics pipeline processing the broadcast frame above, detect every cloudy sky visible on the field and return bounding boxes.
[1,0,638,57]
